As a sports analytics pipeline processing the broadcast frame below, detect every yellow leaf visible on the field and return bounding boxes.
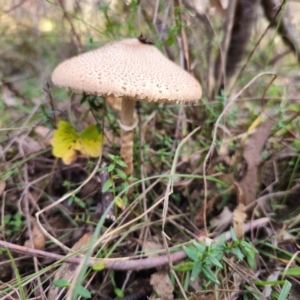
[115,196,126,210]
[51,121,103,165]
[77,124,103,157]
[51,121,79,165]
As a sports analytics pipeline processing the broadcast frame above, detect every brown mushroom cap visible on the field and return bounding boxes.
[51,38,202,103]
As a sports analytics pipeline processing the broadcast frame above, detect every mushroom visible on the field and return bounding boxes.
[51,36,202,175]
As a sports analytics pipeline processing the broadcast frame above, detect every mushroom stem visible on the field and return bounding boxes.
[120,96,136,175]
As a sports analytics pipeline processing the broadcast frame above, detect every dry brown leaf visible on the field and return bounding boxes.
[194,194,219,228]
[237,118,276,206]
[263,270,280,298]
[24,217,45,250]
[34,125,53,146]
[18,134,47,155]
[150,271,174,300]
[230,269,244,300]
[142,236,163,258]
[232,203,247,239]
[210,206,233,232]
[194,185,235,228]
[2,85,18,106]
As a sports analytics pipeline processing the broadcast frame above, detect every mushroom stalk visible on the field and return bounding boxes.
[120,96,136,175]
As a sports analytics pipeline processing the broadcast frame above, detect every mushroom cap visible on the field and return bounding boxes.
[52,38,202,103]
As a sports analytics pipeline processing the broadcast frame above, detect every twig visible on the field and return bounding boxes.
[35,155,103,252]
[0,218,269,271]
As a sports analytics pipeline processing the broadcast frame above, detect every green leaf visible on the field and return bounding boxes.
[183,245,198,262]
[77,285,91,298]
[192,240,206,254]
[184,271,191,290]
[245,252,256,269]
[114,287,124,298]
[217,233,226,245]
[108,163,115,172]
[74,196,86,208]
[107,153,116,160]
[252,280,286,286]
[92,262,106,271]
[102,179,112,192]
[174,261,194,272]
[231,247,244,261]
[290,104,300,112]
[281,267,300,276]
[206,255,223,269]
[53,278,70,288]
[191,261,202,281]
[166,35,175,46]
[230,227,237,241]
[278,280,291,300]
[115,168,127,180]
[211,243,225,253]
[202,264,220,285]
[116,159,127,168]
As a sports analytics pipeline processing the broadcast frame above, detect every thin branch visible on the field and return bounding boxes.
[0,218,269,271]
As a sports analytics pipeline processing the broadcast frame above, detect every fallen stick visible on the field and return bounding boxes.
[0,217,269,271]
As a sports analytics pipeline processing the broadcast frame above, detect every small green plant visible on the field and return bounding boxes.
[183,240,223,284]
[2,212,26,238]
[53,279,91,299]
[67,193,86,209]
[99,154,135,206]
[180,228,258,286]
[109,271,124,299]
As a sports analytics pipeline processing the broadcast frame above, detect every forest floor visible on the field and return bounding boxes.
[0,1,300,299]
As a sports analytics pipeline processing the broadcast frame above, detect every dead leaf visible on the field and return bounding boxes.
[150,271,174,300]
[230,269,244,300]
[219,140,238,166]
[194,193,220,228]
[263,270,280,298]
[194,185,235,228]
[143,236,163,258]
[237,118,276,206]
[34,125,53,146]
[18,134,47,155]
[232,203,247,239]
[210,206,233,232]
[24,217,45,250]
